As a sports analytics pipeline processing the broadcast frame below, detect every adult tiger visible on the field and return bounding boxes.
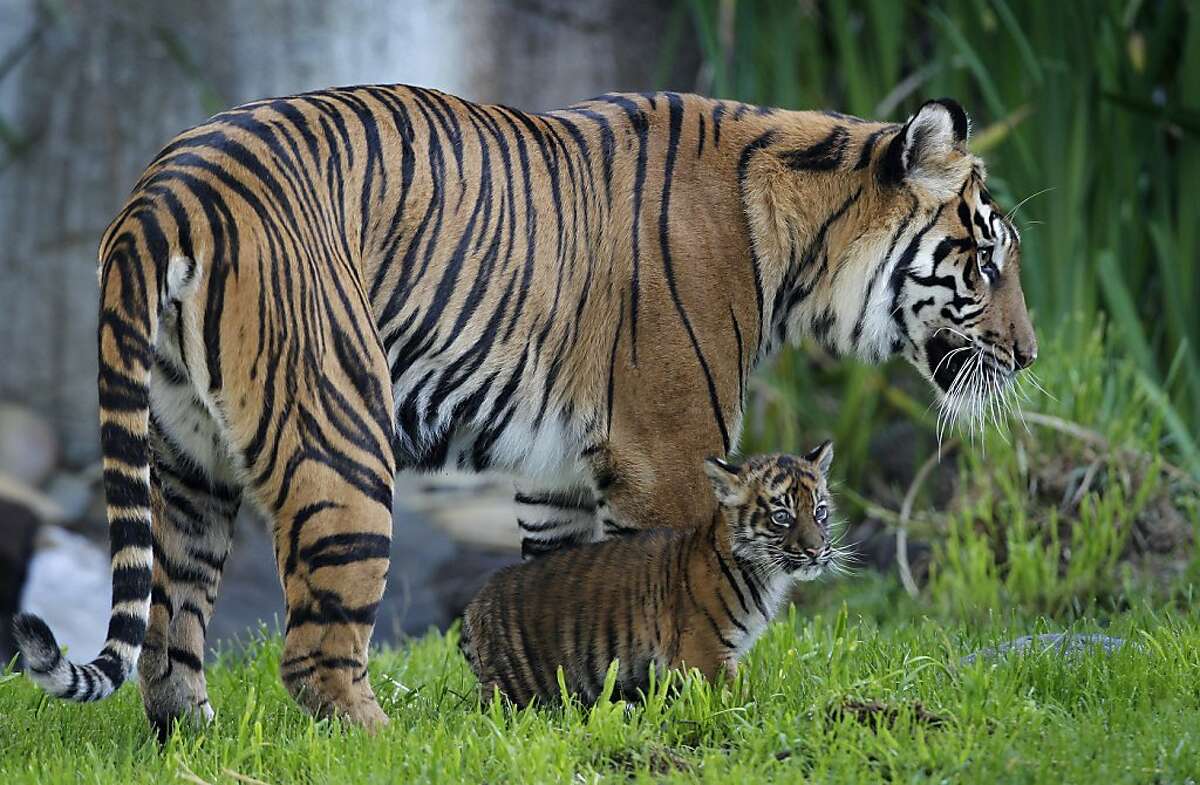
[13,86,1034,733]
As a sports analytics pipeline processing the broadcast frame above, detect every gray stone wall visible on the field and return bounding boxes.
[0,0,697,463]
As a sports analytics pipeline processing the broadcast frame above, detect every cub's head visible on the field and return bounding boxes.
[703,443,837,581]
[875,99,1037,426]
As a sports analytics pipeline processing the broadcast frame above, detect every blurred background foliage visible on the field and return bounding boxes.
[674,0,1199,614]
[675,0,1198,471]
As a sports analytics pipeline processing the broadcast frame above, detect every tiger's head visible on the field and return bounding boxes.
[749,97,1037,432]
[703,443,839,581]
[875,99,1037,428]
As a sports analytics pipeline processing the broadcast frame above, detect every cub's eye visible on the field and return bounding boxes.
[978,245,998,281]
[814,504,828,524]
[771,510,792,527]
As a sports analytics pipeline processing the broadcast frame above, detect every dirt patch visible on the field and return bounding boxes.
[826,698,948,730]
[603,744,695,778]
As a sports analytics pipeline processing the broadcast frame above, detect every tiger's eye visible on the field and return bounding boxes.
[814,504,828,524]
[771,509,792,526]
[978,246,998,281]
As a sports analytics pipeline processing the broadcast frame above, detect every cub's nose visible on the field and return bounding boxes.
[804,547,820,558]
[1013,339,1038,370]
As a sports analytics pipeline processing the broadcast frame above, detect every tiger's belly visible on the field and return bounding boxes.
[389,357,591,483]
[441,416,590,490]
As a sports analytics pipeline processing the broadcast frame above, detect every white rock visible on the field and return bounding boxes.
[19,525,110,661]
[0,471,65,523]
[44,468,100,523]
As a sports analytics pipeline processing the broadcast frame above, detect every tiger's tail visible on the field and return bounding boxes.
[13,207,166,702]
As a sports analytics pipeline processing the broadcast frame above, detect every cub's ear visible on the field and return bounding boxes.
[803,440,834,478]
[704,457,748,507]
[880,98,970,196]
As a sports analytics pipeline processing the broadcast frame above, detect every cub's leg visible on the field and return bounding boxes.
[139,410,241,740]
[514,484,597,559]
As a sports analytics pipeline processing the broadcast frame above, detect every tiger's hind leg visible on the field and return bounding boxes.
[249,459,393,729]
[139,407,241,740]
[234,328,396,730]
[513,484,598,559]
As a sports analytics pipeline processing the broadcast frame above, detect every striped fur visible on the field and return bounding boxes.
[12,86,1033,732]
[459,446,839,707]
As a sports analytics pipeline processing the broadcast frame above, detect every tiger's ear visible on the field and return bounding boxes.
[704,457,749,507]
[803,440,834,478]
[880,98,970,197]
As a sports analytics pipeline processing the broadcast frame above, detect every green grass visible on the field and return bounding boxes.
[3,590,1200,784]
[4,297,1196,785]
[4,331,1194,785]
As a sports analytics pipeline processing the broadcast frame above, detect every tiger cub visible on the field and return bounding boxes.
[459,443,838,707]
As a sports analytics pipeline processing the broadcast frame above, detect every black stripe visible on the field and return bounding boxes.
[286,597,379,630]
[299,532,391,570]
[284,500,344,577]
[854,126,894,170]
[780,126,849,171]
[92,654,124,687]
[682,558,736,651]
[738,565,770,618]
[111,565,152,604]
[730,307,745,407]
[737,131,776,358]
[103,469,149,509]
[99,423,148,466]
[597,94,648,364]
[168,646,203,672]
[850,195,921,351]
[109,515,152,555]
[658,93,730,454]
[517,517,573,533]
[712,538,750,616]
[105,610,147,647]
[514,492,595,513]
[521,532,583,559]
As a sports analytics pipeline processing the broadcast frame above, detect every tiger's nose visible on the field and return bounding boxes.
[1013,339,1037,370]
[804,547,820,558]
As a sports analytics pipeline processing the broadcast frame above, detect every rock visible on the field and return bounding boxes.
[11,477,525,662]
[44,467,101,525]
[428,546,520,623]
[961,633,1132,664]
[18,525,112,662]
[0,471,65,524]
[0,496,41,663]
[394,469,520,550]
[210,496,516,652]
[0,403,59,487]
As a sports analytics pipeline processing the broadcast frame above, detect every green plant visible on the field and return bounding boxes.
[678,0,1199,478]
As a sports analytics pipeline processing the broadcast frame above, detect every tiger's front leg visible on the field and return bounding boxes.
[514,483,599,559]
[586,379,732,535]
[588,444,720,536]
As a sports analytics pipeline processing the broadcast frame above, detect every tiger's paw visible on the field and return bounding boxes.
[341,697,389,733]
[147,698,215,743]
